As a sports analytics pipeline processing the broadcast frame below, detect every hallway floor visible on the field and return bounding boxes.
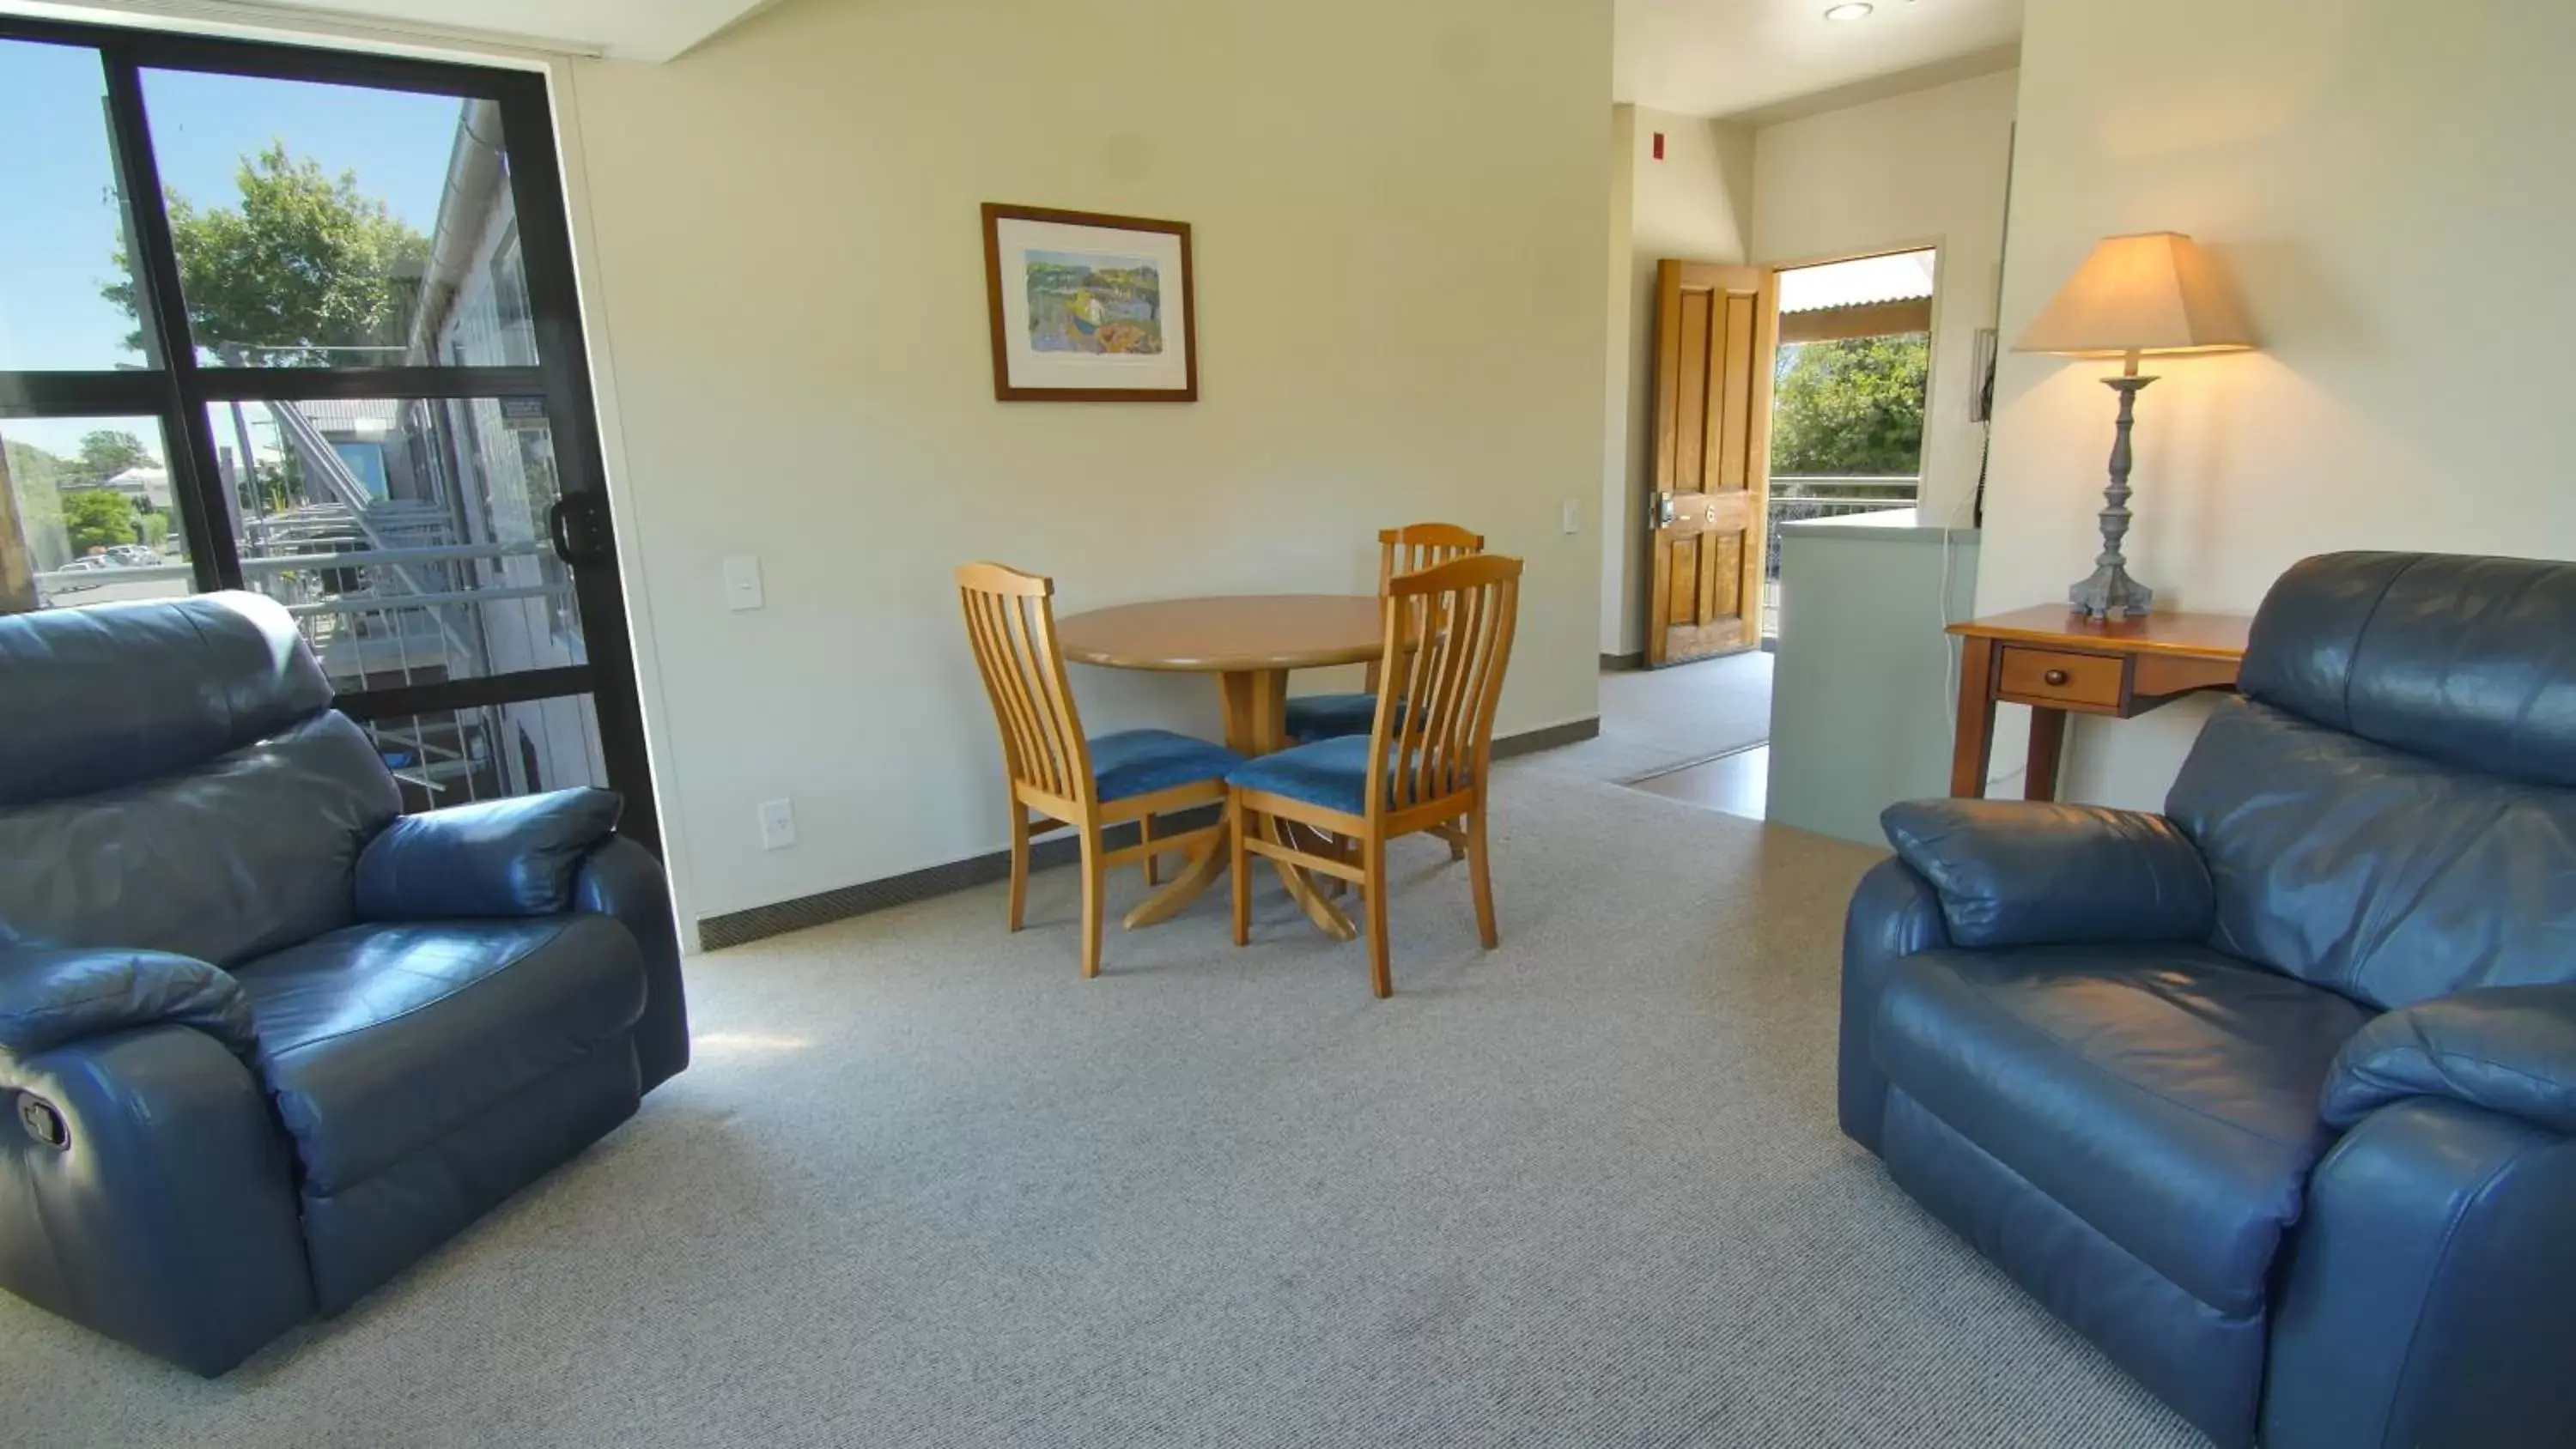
[1534,649,1773,787]
[1627,744,1770,821]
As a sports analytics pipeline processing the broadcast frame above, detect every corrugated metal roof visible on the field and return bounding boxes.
[1779,249,1936,314]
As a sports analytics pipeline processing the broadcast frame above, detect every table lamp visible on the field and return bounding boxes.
[2014,232,2254,620]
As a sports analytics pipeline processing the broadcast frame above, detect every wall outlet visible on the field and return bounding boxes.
[757,797,797,851]
[722,555,765,611]
[1561,499,1582,536]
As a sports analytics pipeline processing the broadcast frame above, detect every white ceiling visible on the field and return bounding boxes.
[1618,0,2024,119]
[20,0,778,59]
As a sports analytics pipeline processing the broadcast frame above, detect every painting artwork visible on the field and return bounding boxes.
[983,204,1196,401]
[1025,252,1163,356]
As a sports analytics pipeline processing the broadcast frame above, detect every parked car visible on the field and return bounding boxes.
[105,544,163,567]
[39,556,109,604]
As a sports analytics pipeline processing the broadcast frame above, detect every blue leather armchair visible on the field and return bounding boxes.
[1840,553,2576,1448]
[0,592,688,1374]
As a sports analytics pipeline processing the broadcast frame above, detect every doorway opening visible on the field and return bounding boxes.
[1601,246,1936,823]
[1762,247,1936,642]
[0,19,656,848]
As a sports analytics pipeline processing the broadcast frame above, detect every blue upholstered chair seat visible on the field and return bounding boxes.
[1284,692,1380,743]
[1087,729,1243,803]
[1874,943,2371,1319]
[1229,736,1467,815]
[234,919,647,1200]
[1230,736,1374,814]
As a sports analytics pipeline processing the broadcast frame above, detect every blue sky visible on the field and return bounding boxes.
[1,35,465,456]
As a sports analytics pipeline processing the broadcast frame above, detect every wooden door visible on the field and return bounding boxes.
[1646,260,1777,666]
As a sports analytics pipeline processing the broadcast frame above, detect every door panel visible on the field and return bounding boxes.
[1646,260,1777,667]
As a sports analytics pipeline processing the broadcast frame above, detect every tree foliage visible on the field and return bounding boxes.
[76,429,153,482]
[61,489,137,554]
[105,142,430,365]
[1770,334,1929,476]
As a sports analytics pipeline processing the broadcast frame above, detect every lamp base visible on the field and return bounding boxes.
[2070,373,2158,621]
[2069,563,2154,621]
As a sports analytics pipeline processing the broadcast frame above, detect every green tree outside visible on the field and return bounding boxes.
[74,429,155,484]
[1769,333,1929,476]
[61,489,139,554]
[105,142,430,366]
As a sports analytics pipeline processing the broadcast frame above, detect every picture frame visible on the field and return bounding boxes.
[981,203,1198,403]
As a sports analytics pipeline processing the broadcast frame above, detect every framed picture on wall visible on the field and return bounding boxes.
[981,203,1197,403]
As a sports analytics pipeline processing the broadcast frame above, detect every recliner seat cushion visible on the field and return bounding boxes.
[232,916,647,1193]
[1872,943,2372,1316]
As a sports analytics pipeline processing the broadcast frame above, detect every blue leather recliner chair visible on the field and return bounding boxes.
[1841,552,2576,1449]
[0,591,688,1375]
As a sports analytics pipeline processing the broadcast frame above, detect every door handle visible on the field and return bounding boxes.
[1655,491,1677,529]
[547,495,609,567]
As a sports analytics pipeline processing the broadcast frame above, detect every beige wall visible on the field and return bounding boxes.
[1601,105,1753,656]
[562,0,1613,927]
[1980,0,2576,806]
[1751,68,2018,527]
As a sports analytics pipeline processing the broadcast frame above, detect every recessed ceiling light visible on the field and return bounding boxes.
[1824,3,1875,18]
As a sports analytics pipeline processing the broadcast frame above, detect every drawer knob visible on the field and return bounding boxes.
[2044,668,2071,687]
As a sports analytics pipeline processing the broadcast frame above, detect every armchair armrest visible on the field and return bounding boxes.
[0,1025,313,1373]
[2323,984,2576,1135]
[355,787,623,920]
[0,947,254,1060]
[1879,798,2215,949]
[575,835,691,1093]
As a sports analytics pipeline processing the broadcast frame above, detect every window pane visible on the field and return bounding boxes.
[360,700,607,815]
[215,397,585,691]
[2,417,189,610]
[141,70,534,368]
[0,41,156,371]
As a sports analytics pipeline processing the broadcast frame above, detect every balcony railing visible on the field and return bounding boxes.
[1762,474,1921,639]
[28,538,586,807]
[30,538,570,691]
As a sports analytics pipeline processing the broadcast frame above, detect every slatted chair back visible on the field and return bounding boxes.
[1376,522,1485,588]
[1369,523,1485,690]
[1368,554,1522,819]
[956,562,1094,809]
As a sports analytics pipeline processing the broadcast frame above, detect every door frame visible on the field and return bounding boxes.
[0,15,657,851]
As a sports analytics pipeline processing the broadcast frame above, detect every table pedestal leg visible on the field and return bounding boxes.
[1118,669,1359,939]
[1221,670,1357,940]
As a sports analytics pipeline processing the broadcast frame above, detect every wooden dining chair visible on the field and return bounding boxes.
[1281,522,1485,746]
[957,563,1244,978]
[1226,554,1522,997]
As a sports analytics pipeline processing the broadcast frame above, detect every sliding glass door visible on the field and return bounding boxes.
[0,19,654,849]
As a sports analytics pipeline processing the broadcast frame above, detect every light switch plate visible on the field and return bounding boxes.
[1561,500,1581,536]
[722,555,764,611]
[757,797,797,851]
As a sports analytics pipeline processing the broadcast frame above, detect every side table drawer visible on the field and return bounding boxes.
[1998,646,2124,710]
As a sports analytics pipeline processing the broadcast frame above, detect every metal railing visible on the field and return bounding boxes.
[30,538,570,692]
[1762,474,1920,639]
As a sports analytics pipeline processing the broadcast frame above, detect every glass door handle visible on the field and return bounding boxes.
[547,495,607,567]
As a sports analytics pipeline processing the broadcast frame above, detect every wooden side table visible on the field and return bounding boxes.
[1947,606,2253,800]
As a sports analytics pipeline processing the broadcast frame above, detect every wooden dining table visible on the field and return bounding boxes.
[1055,593,1382,940]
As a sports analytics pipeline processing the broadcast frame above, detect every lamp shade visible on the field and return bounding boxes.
[2013,232,2254,359]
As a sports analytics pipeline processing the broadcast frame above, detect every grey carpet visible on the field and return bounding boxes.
[0,763,2202,1448]
[1536,653,1776,785]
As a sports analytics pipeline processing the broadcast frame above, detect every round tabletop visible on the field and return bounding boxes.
[1055,594,1381,673]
